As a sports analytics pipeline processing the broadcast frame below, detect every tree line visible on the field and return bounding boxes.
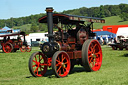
[0,3,128,33]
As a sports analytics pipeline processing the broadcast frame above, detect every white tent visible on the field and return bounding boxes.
[116,27,128,37]
[116,27,128,40]
[28,33,48,42]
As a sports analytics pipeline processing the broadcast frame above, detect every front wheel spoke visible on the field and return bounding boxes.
[93,44,97,50]
[35,57,37,62]
[33,60,36,63]
[57,66,62,73]
[59,70,61,75]
[34,67,38,73]
[56,63,60,66]
[90,62,94,67]
[56,60,61,63]
[32,64,36,67]
[39,57,43,62]
[61,54,64,62]
[89,58,93,63]
[62,56,66,62]
[64,61,68,65]
[62,67,65,73]
[40,63,45,66]
[39,55,40,62]
[95,51,101,55]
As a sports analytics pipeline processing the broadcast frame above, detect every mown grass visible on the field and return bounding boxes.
[94,16,128,29]
[0,46,128,85]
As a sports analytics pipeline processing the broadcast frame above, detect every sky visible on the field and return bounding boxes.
[0,0,128,19]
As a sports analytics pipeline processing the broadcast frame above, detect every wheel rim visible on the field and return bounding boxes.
[53,51,70,77]
[88,40,102,71]
[20,45,26,52]
[31,52,47,77]
[26,45,31,52]
[3,43,12,53]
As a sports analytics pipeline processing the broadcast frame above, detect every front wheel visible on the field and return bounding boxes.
[20,45,26,52]
[28,52,47,77]
[82,39,102,72]
[112,46,117,50]
[52,51,70,78]
[26,45,32,52]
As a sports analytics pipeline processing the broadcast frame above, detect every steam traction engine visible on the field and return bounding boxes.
[0,32,31,53]
[28,7,105,78]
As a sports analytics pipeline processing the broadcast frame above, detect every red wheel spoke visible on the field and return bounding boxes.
[64,62,68,65]
[56,59,61,63]
[32,64,36,67]
[57,56,60,61]
[61,54,64,62]
[35,57,37,62]
[89,58,93,63]
[88,55,92,58]
[62,68,65,73]
[36,68,39,75]
[40,57,43,62]
[34,67,38,72]
[95,51,101,55]
[56,63,60,66]
[33,60,36,63]
[93,44,97,49]
[40,63,45,66]
[59,70,61,75]
[62,57,66,62]
[57,66,62,73]
[39,55,40,62]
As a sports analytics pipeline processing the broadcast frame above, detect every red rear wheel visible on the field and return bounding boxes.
[29,52,47,77]
[3,42,13,53]
[82,39,102,71]
[52,51,70,78]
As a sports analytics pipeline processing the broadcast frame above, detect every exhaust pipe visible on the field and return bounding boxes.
[45,7,54,42]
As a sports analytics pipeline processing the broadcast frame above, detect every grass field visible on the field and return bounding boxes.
[0,46,128,85]
[94,16,128,29]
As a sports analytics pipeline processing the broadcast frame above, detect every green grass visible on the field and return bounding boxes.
[94,16,128,29]
[13,24,31,31]
[0,46,128,85]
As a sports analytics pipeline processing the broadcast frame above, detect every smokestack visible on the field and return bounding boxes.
[45,7,54,42]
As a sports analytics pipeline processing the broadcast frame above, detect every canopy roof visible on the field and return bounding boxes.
[2,26,12,31]
[39,13,105,24]
[94,31,114,35]
[0,31,25,37]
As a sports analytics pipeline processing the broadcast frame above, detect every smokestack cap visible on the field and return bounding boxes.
[46,7,54,12]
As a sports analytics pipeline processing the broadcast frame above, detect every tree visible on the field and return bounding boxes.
[30,23,38,32]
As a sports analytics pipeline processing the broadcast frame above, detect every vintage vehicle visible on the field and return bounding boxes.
[109,36,128,50]
[28,7,105,78]
[0,31,31,53]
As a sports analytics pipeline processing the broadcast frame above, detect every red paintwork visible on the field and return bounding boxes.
[103,25,128,34]
[93,29,103,32]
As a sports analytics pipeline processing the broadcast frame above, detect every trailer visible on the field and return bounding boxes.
[109,27,128,50]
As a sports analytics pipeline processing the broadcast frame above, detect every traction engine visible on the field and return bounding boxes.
[28,7,105,78]
[0,32,31,53]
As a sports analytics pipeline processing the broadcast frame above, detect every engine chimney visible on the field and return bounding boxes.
[45,7,54,42]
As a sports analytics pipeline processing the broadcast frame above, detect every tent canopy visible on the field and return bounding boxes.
[2,26,11,30]
[94,31,116,38]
